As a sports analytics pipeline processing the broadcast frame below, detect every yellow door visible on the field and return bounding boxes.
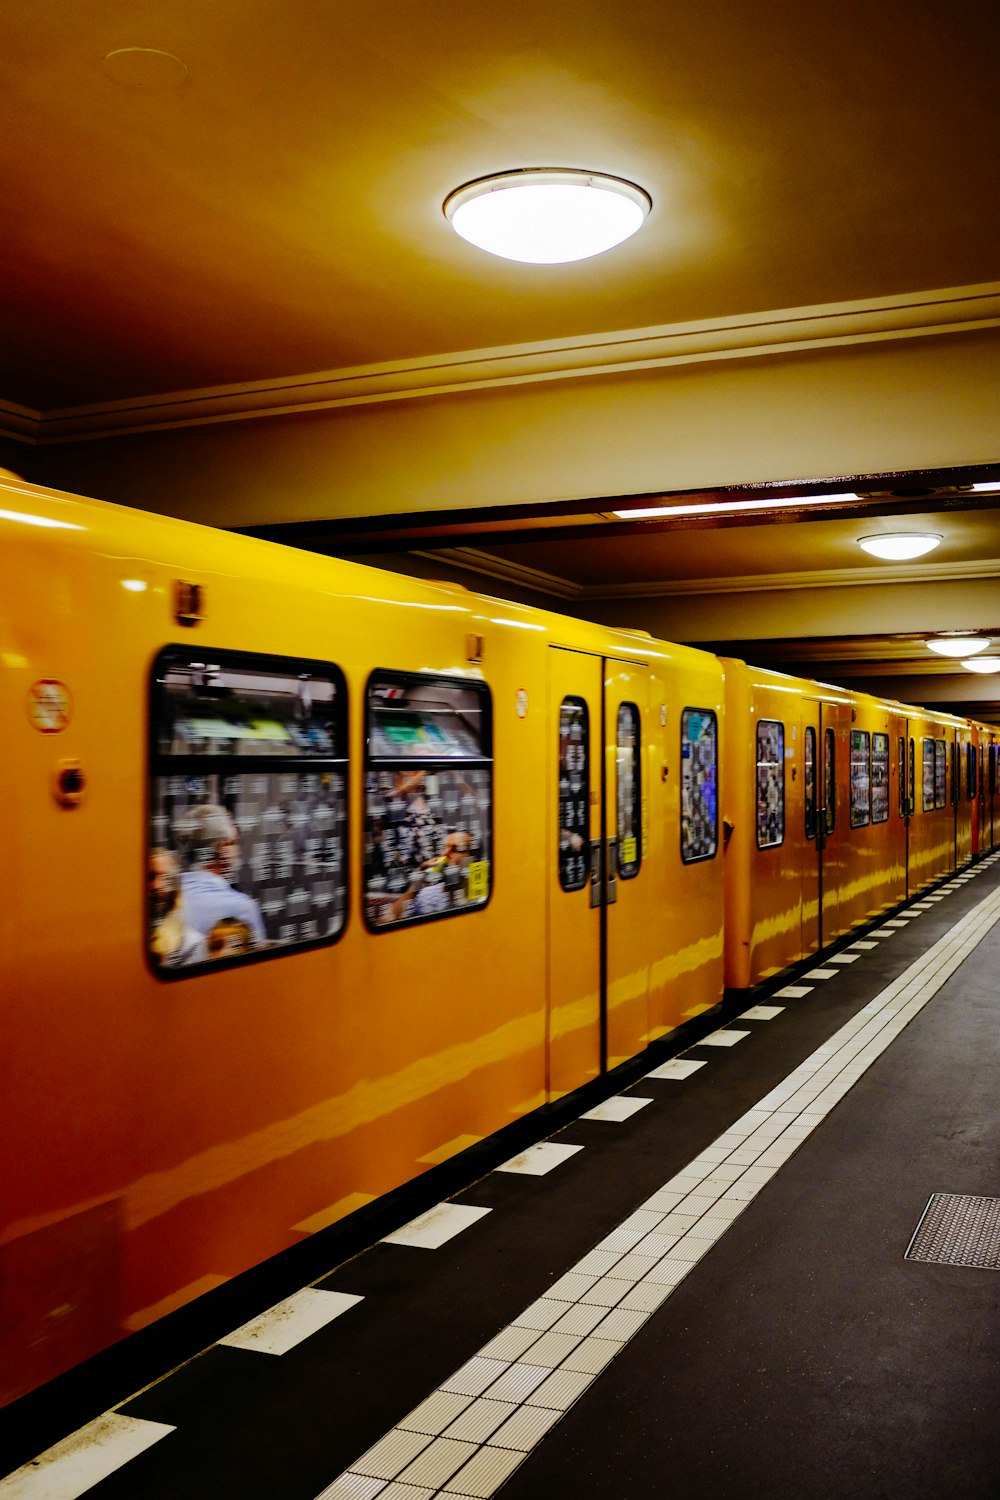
[546,649,650,1096]
[604,661,651,1069]
[547,648,603,1099]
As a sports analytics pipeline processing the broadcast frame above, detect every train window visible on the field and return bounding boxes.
[149,647,348,975]
[559,697,590,892]
[872,733,889,823]
[616,703,642,878]
[850,730,871,828]
[756,719,784,848]
[824,728,836,834]
[951,742,959,808]
[967,745,976,801]
[804,726,817,840]
[979,745,985,801]
[922,739,935,812]
[910,738,916,815]
[991,745,998,795]
[681,708,718,863]
[364,672,492,930]
[934,739,947,809]
[897,735,907,818]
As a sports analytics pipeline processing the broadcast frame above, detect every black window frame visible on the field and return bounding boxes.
[871,732,890,824]
[680,707,719,865]
[148,643,349,981]
[362,668,494,933]
[755,717,785,850]
[615,701,642,879]
[558,695,591,894]
[850,728,871,829]
[804,725,817,840]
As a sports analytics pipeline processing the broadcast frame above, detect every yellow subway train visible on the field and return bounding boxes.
[1,475,997,1406]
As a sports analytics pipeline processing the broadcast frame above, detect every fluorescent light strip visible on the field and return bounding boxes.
[613,492,857,520]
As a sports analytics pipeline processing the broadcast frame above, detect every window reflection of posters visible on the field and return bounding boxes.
[872,733,889,823]
[681,709,718,862]
[756,719,784,848]
[365,676,492,929]
[922,739,935,812]
[934,739,947,808]
[559,698,589,892]
[824,729,836,833]
[364,767,490,926]
[617,703,641,877]
[150,651,347,973]
[850,730,871,828]
[804,727,816,839]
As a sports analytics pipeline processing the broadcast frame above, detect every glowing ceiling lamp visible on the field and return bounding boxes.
[444,169,651,264]
[926,636,992,657]
[961,657,1000,673]
[857,533,942,560]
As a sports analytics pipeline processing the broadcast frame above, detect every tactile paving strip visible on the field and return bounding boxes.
[905,1193,1000,1269]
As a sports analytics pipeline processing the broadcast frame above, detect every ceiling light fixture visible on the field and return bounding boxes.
[444,169,651,264]
[614,492,859,521]
[970,481,1000,492]
[961,657,1000,673]
[926,636,992,657]
[857,533,942,560]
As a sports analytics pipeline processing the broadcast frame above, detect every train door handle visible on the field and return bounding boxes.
[589,838,603,908]
[606,839,618,904]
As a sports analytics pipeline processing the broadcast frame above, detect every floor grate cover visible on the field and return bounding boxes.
[905,1193,1000,1269]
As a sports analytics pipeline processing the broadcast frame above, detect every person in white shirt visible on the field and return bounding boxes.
[175,804,266,953]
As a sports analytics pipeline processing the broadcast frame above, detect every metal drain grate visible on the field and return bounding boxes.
[905,1193,1000,1268]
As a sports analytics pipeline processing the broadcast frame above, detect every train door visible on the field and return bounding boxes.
[548,648,649,1098]
[819,698,852,944]
[801,702,822,955]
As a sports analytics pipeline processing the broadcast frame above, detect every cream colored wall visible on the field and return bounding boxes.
[587,575,1000,643]
[36,327,1000,529]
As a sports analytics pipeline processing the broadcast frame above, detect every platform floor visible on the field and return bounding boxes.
[4,853,1000,1500]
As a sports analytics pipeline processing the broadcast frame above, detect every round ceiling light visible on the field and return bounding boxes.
[961,657,1000,674]
[444,169,651,264]
[857,533,942,561]
[926,636,992,657]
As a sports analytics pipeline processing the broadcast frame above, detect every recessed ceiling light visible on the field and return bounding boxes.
[444,169,651,264]
[614,492,859,520]
[857,533,942,560]
[970,481,1000,492]
[961,657,1000,674]
[926,636,992,657]
[102,47,188,89]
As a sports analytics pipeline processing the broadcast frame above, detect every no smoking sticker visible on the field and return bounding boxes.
[27,679,73,733]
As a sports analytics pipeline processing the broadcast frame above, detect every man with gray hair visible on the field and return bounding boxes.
[176,803,266,954]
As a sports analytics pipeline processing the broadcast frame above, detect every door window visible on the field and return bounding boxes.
[681,709,718,863]
[616,702,642,878]
[756,719,784,848]
[804,726,817,840]
[850,730,871,828]
[872,733,889,824]
[558,697,590,892]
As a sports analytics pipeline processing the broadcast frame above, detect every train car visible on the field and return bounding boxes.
[721,660,976,990]
[0,476,726,1405]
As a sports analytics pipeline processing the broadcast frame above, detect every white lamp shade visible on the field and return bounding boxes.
[926,637,992,657]
[445,170,651,264]
[960,657,1000,674]
[857,533,942,560]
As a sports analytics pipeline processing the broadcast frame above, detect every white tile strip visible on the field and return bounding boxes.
[384,1203,492,1249]
[580,1096,652,1122]
[496,1143,584,1177]
[849,941,878,950]
[774,985,814,998]
[316,882,1000,1500]
[740,1005,784,1021]
[218,1288,363,1355]
[806,967,838,979]
[0,1415,175,1500]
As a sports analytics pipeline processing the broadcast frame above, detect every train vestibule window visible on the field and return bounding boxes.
[756,719,785,848]
[364,672,492,930]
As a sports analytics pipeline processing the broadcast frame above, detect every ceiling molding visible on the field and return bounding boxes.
[3,281,999,446]
[430,549,1000,601]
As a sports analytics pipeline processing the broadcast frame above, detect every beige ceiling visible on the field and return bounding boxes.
[3,0,1000,719]
[4,0,1000,407]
